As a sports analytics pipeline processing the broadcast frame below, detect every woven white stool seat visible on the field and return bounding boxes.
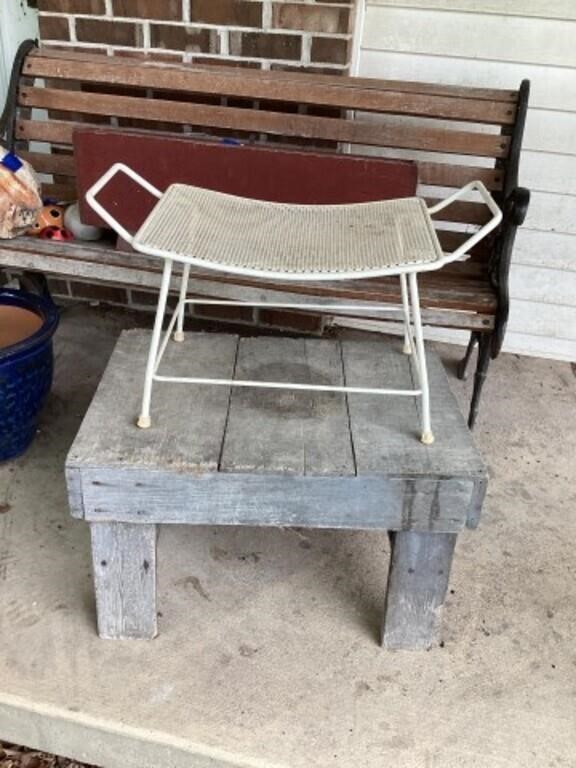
[133,185,443,279]
[87,163,502,444]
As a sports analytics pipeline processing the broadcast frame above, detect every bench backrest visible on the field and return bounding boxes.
[10,46,528,259]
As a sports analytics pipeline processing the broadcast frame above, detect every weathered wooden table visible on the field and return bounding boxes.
[66,330,487,650]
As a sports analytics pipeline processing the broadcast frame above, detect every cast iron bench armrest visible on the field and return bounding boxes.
[506,185,530,226]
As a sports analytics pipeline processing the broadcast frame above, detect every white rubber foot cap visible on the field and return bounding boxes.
[173,331,185,343]
[421,431,435,445]
[403,342,412,355]
[137,415,152,429]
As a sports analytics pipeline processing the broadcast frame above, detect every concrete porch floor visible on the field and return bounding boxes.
[0,305,575,768]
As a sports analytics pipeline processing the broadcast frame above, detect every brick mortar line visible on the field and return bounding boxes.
[301,33,312,65]
[218,28,230,57]
[49,285,322,332]
[38,13,352,38]
[68,15,77,43]
[262,0,272,30]
[38,1,354,14]
[42,40,350,67]
[142,20,151,51]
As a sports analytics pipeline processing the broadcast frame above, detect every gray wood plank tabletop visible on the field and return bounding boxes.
[66,330,486,532]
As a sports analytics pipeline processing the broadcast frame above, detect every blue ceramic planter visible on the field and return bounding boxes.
[0,289,59,461]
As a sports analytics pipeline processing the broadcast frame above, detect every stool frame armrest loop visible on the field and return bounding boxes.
[85,163,162,245]
[430,180,503,263]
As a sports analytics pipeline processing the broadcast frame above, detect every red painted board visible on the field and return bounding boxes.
[74,127,418,235]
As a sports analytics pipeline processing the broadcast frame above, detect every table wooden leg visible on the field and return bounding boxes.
[90,522,158,640]
[382,531,456,650]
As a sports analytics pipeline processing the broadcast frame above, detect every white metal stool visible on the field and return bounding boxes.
[87,164,502,444]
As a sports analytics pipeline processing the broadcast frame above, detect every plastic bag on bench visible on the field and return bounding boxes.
[0,145,42,239]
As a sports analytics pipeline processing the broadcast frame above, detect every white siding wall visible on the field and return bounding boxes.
[357,0,576,361]
[0,1,38,106]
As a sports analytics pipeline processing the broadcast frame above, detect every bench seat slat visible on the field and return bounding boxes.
[0,236,496,326]
[217,273,497,314]
[24,55,516,126]
[37,187,493,227]
[19,86,510,158]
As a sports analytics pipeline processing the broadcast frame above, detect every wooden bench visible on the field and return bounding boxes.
[0,42,531,426]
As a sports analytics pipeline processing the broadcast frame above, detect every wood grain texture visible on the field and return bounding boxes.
[23,55,516,125]
[341,338,485,478]
[66,331,487,533]
[0,237,496,328]
[382,531,457,650]
[416,162,503,191]
[220,337,354,476]
[67,330,238,473]
[90,522,157,640]
[65,466,84,520]
[28,47,518,102]
[17,118,78,144]
[79,469,476,532]
[19,150,75,177]
[19,86,510,158]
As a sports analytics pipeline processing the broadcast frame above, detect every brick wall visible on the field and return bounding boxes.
[2,269,327,334]
[35,0,357,329]
[37,0,357,71]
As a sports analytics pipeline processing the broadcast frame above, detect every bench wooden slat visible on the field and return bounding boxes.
[15,119,504,191]
[207,276,494,321]
[437,230,490,257]
[28,48,518,104]
[20,150,75,176]
[24,55,516,125]
[0,236,496,327]
[17,118,82,144]
[19,86,511,158]
[426,199,491,225]
[417,162,502,191]
[42,182,78,201]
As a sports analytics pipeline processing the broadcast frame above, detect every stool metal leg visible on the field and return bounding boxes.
[408,272,434,445]
[173,263,190,343]
[399,273,412,355]
[137,258,173,429]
